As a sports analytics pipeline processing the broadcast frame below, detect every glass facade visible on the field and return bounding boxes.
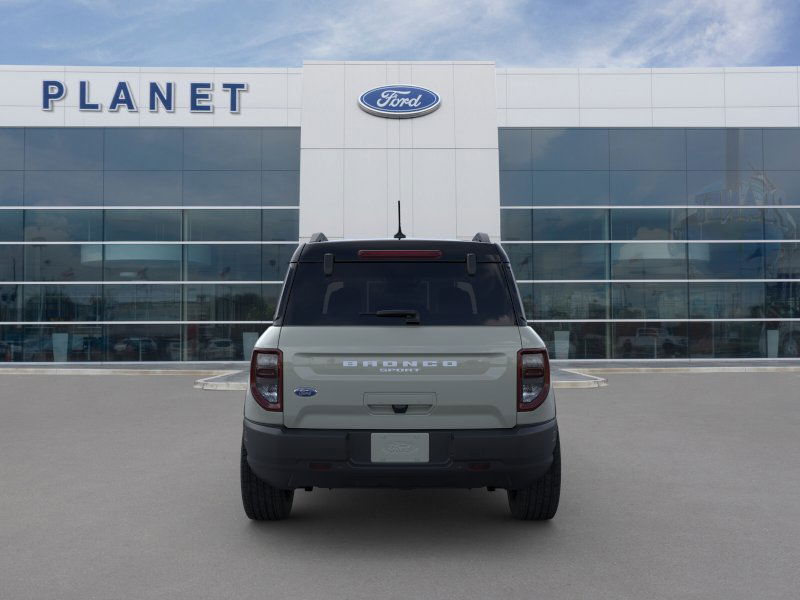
[0,127,299,362]
[501,128,800,359]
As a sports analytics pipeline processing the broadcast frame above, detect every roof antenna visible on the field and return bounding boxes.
[393,200,406,240]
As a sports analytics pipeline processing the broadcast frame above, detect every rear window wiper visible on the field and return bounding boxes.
[360,309,421,325]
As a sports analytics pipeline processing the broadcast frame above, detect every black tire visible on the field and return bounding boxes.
[507,436,561,521]
[240,441,294,521]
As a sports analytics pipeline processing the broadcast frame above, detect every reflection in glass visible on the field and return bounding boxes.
[262,209,299,241]
[689,243,764,279]
[104,171,182,206]
[765,242,800,278]
[105,209,181,241]
[612,282,688,319]
[688,170,773,205]
[0,210,23,241]
[103,245,181,281]
[106,324,182,361]
[504,244,533,280]
[182,171,260,205]
[103,285,181,320]
[25,128,103,171]
[0,246,23,281]
[763,129,800,170]
[0,129,24,170]
[22,324,104,362]
[502,209,607,241]
[185,209,260,241]
[0,170,23,205]
[183,128,261,170]
[533,244,608,280]
[262,128,301,170]
[689,282,764,319]
[612,321,688,358]
[262,171,300,206]
[24,244,102,281]
[773,322,800,357]
[0,285,20,321]
[611,243,687,279]
[532,321,608,359]
[611,171,686,205]
[262,244,296,281]
[686,129,763,171]
[687,207,764,240]
[23,285,101,321]
[499,129,532,170]
[24,210,102,242]
[24,171,103,206]
[184,323,267,361]
[533,171,609,206]
[185,284,272,321]
[610,129,685,170]
[523,283,607,319]
[186,245,262,281]
[500,171,532,205]
[611,208,687,240]
[533,129,609,170]
[764,171,800,204]
[766,282,800,318]
[104,128,182,171]
[689,321,765,358]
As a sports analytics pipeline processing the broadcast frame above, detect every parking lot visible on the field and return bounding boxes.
[1,371,799,599]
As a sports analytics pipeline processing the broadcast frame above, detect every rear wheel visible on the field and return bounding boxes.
[240,441,294,521]
[507,437,561,521]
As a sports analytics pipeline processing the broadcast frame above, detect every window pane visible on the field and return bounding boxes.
[104,128,182,170]
[22,285,101,321]
[103,245,181,281]
[24,210,102,242]
[0,129,24,170]
[0,209,22,241]
[613,321,688,359]
[104,209,181,241]
[611,171,687,205]
[612,282,688,319]
[262,244,296,281]
[498,129,532,170]
[610,129,685,170]
[22,324,104,362]
[183,171,260,206]
[611,243,687,279]
[0,246,23,280]
[183,128,261,170]
[689,282,765,318]
[765,242,800,278]
[0,285,20,321]
[499,171,532,206]
[763,208,799,240]
[262,170,299,206]
[25,128,103,170]
[688,170,770,205]
[533,171,610,205]
[24,244,102,281]
[0,171,23,206]
[687,207,764,240]
[686,129,763,171]
[262,209,299,241]
[689,321,765,358]
[185,323,265,361]
[765,170,800,204]
[0,325,23,361]
[103,284,181,320]
[534,243,608,280]
[186,245,262,281]
[764,129,800,170]
[184,209,260,241]
[185,284,271,321]
[773,323,800,357]
[766,282,800,317]
[106,324,181,361]
[533,129,609,170]
[532,321,608,359]
[25,171,103,206]
[689,243,765,279]
[262,128,300,170]
[104,171,182,206]
[527,282,608,319]
[503,208,607,241]
[611,208,687,240]
[504,244,533,280]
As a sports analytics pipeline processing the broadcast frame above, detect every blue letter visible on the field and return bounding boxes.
[109,81,137,111]
[79,81,101,111]
[149,82,174,112]
[42,80,65,110]
[190,82,213,112]
[221,83,247,113]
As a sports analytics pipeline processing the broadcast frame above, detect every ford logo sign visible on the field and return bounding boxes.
[358,85,440,118]
[294,387,317,397]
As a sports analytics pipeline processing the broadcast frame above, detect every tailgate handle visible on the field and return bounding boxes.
[392,404,408,414]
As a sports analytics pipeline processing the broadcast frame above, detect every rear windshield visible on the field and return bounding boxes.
[282,262,518,326]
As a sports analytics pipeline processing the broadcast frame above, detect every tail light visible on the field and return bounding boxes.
[250,349,282,411]
[517,348,550,411]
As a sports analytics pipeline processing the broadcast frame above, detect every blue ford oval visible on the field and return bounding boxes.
[293,387,317,397]
[358,85,440,118]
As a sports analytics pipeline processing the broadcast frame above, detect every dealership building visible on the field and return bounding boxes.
[0,61,799,362]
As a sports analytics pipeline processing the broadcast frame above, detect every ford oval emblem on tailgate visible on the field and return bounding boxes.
[294,387,317,397]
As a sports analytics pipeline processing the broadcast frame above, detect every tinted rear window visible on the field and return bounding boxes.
[282,262,518,326]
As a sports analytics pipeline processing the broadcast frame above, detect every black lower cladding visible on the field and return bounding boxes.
[243,419,558,489]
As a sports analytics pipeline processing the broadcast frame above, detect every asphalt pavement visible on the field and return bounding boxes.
[1,372,799,599]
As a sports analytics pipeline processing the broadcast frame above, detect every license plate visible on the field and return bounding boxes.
[370,433,429,463]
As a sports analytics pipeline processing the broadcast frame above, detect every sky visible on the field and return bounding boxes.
[0,0,798,68]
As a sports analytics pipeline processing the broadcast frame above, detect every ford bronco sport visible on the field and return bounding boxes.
[241,233,560,521]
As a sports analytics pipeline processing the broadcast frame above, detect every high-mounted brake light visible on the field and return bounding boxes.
[358,249,443,259]
[250,349,282,411]
[517,348,550,411]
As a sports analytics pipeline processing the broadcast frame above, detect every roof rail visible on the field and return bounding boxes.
[472,232,491,243]
[308,232,328,243]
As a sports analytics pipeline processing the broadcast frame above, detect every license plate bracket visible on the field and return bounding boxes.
[370,432,430,463]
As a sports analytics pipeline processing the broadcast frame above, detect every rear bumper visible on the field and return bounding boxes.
[242,418,558,490]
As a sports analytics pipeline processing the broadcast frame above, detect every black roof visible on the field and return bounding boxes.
[292,238,508,263]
